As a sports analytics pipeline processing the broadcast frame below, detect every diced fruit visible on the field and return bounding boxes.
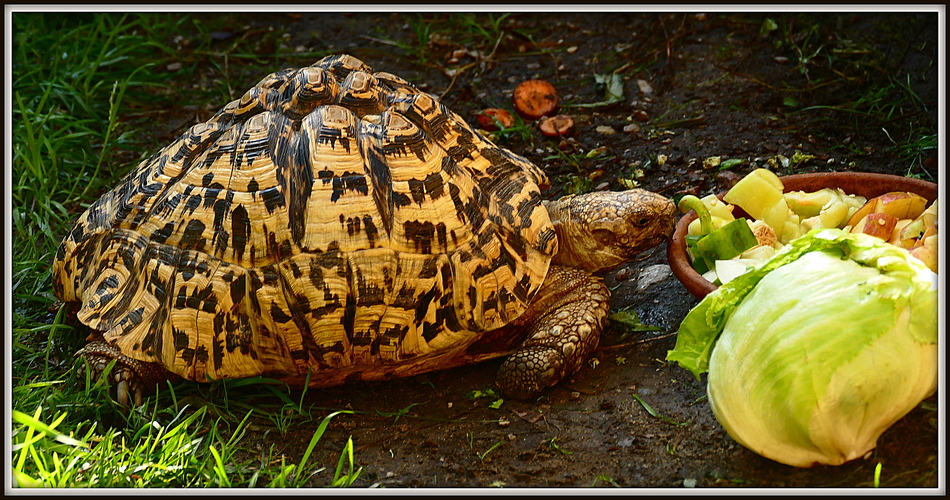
[908,242,937,273]
[801,215,821,233]
[781,215,803,244]
[838,190,868,209]
[846,191,929,228]
[818,200,851,229]
[754,168,785,191]
[715,259,761,285]
[851,212,899,240]
[899,218,927,244]
[874,191,929,219]
[740,244,776,261]
[889,219,914,246]
[760,200,791,240]
[916,226,937,247]
[746,219,777,248]
[701,194,735,221]
[785,188,838,218]
[915,199,938,232]
[686,170,938,277]
[723,169,786,222]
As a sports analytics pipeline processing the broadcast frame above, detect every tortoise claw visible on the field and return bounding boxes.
[116,379,130,407]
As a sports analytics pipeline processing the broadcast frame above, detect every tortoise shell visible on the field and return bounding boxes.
[52,54,558,385]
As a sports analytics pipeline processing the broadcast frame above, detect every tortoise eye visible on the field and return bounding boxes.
[633,217,651,227]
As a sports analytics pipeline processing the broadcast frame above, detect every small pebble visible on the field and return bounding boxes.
[636,79,654,95]
[623,123,641,133]
[595,125,617,135]
[636,264,672,293]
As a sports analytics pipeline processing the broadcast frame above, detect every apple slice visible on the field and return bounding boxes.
[908,238,937,273]
[846,191,928,228]
[851,212,898,240]
[916,199,938,230]
[899,218,927,244]
[914,226,937,247]
[889,219,915,247]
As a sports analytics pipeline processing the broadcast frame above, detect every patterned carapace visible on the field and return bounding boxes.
[53,54,561,385]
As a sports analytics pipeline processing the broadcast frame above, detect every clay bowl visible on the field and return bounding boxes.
[668,172,939,300]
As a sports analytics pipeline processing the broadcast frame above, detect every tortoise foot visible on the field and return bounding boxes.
[76,340,176,407]
[496,266,610,399]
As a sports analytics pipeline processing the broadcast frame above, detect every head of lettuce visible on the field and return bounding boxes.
[667,228,938,468]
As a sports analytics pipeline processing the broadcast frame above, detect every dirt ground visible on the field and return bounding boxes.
[81,11,945,488]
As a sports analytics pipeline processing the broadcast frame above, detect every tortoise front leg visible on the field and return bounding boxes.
[496,266,610,399]
[78,340,177,406]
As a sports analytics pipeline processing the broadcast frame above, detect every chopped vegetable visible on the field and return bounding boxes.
[700,194,735,221]
[694,218,759,263]
[678,195,757,275]
[668,229,938,467]
[512,80,559,120]
[538,114,575,137]
[476,108,515,131]
[678,195,713,236]
[723,168,788,235]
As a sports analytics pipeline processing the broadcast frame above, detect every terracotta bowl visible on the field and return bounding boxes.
[668,172,939,300]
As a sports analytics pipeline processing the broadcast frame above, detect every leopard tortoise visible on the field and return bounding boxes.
[52,54,675,405]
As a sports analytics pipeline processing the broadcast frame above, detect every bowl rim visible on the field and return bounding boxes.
[668,171,939,300]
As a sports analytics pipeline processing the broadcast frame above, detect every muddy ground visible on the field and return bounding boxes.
[75,11,943,488]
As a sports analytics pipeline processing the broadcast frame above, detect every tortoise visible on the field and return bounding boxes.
[52,54,676,406]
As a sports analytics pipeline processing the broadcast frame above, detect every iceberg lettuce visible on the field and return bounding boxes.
[667,228,938,467]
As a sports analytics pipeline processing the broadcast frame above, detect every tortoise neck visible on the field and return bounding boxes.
[543,196,588,271]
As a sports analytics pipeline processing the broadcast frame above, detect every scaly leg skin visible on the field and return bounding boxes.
[496,265,611,399]
[77,340,177,407]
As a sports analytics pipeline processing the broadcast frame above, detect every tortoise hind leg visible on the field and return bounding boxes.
[496,266,610,399]
[77,340,177,406]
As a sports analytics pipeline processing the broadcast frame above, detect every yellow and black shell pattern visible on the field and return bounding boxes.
[52,54,558,384]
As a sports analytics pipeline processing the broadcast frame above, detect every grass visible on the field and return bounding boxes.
[10,12,363,488]
[777,16,936,149]
[367,13,517,66]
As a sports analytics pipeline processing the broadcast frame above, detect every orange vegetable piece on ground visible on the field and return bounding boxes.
[475,108,515,131]
[538,114,575,137]
[512,80,559,120]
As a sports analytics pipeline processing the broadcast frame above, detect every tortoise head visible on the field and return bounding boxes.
[545,189,676,274]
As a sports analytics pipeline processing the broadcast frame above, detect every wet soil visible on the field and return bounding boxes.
[93,11,945,488]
